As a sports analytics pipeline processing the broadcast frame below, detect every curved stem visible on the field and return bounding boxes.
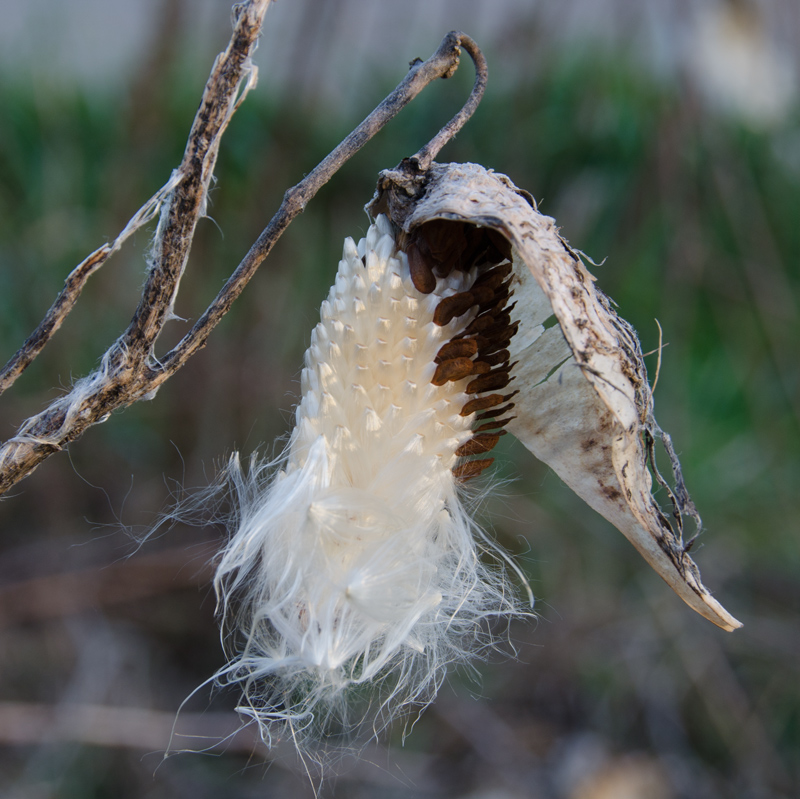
[410,33,488,172]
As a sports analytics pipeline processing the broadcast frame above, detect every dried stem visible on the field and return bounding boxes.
[156,30,486,378]
[411,34,487,171]
[0,21,488,495]
[0,176,182,397]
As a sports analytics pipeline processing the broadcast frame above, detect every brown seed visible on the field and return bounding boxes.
[483,309,512,332]
[480,322,519,355]
[475,390,519,422]
[476,402,515,420]
[466,368,513,394]
[470,245,492,270]
[473,262,513,288]
[455,431,505,457]
[435,338,478,363]
[460,393,506,416]
[479,349,510,367]
[453,458,495,481]
[436,242,468,277]
[475,416,516,432]
[463,313,496,335]
[421,220,465,263]
[473,271,505,293]
[471,361,492,375]
[433,257,456,279]
[479,324,511,344]
[478,241,506,267]
[433,291,476,326]
[490,282,512,303]
[469,285,496,306]
[407,241,436,294]
[431,357,475,386]
[482,290,511,313]
[480,290,512,318]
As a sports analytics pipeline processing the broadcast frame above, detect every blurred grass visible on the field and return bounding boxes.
[0,34,798,799]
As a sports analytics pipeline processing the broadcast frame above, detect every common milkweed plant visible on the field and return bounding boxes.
[0,1,739,759]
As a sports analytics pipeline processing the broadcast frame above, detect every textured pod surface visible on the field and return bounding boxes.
[370,161,740,632]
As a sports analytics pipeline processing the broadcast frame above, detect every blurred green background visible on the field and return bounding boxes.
[0,1,798,797]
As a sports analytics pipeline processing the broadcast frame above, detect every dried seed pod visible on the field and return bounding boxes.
[371,161,739,631]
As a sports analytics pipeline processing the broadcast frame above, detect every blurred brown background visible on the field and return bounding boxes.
[0,0,798,796]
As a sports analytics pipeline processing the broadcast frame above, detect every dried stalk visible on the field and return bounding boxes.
[0,17,487,495]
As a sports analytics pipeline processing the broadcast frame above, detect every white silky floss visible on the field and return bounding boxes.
[214,215,522,743]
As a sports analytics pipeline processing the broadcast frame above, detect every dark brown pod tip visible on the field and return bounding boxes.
[407,241,436,295]
[435,338,479,363]
[453,458,495,481]
[432,357,476,386]
[433,291,476,326]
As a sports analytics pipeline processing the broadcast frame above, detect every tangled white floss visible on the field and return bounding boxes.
[213,214,529,748]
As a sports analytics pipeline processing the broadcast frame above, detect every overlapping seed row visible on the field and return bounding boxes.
[403,221,520,481]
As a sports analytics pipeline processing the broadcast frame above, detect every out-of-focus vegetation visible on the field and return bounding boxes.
[0,24,798,799]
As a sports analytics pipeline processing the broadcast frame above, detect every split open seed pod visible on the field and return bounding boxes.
[370,161,741,632]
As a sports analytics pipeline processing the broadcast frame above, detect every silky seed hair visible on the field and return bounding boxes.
[213,214,528,750]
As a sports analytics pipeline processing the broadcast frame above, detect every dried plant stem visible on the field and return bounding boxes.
[157,30,486,377]
[0,23,487,495]
[0,177,182,397]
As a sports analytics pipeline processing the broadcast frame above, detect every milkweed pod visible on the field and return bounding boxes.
[370,161,741,633]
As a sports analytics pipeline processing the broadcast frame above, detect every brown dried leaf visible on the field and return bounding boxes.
[371,162,740,632]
